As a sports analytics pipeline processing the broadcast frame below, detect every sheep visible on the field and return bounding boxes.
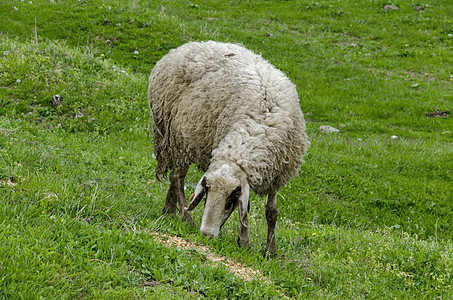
[148,41,308,257]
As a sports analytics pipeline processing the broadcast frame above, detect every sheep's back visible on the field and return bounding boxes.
[148,41,307,183]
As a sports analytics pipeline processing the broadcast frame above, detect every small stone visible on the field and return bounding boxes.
[133,50,139,55]
[390,135,399,139]
[0,179,16,187]
[265,33,274,38]
[319,125,340,134]
[414,6,425,11]
[383,4,399,11]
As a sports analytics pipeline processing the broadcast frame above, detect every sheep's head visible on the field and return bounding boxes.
[187,164,249,238]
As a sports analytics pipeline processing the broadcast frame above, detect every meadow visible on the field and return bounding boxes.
[0,0,452,298]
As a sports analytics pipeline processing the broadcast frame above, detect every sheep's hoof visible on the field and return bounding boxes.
[237,237,251,249]
[265,249,278,260]
[182,212,196,228]
[162,205,177,216]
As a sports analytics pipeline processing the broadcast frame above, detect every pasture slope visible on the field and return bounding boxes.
[1,0,452,299]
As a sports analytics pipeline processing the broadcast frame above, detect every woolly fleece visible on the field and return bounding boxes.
[148,41,308,196]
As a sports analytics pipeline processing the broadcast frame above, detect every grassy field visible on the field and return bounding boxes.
[1,0,452,298]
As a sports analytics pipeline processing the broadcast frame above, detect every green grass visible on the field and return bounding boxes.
[1,0,452,298]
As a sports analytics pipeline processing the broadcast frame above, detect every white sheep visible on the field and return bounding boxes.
[148,41,308,257]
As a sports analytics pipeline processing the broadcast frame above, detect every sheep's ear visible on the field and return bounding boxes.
[187,177,207,211]
[237,183,250,228]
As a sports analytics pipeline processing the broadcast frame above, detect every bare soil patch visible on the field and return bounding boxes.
[425,108,450,118]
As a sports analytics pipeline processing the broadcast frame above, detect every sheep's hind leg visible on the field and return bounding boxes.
[162,167,195,226]
[162,167,189,214]
[265,193,278,258]
[162,169,179,216]
[172,166,196,227]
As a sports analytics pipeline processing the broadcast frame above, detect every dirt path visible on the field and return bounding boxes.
[149,231,272,284]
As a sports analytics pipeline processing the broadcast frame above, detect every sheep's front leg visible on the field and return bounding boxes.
[237,218,251,249]
[265,193,278,258]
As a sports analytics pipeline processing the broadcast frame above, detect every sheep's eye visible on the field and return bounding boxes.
[225,197,235,211]
[225,186,241,211]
